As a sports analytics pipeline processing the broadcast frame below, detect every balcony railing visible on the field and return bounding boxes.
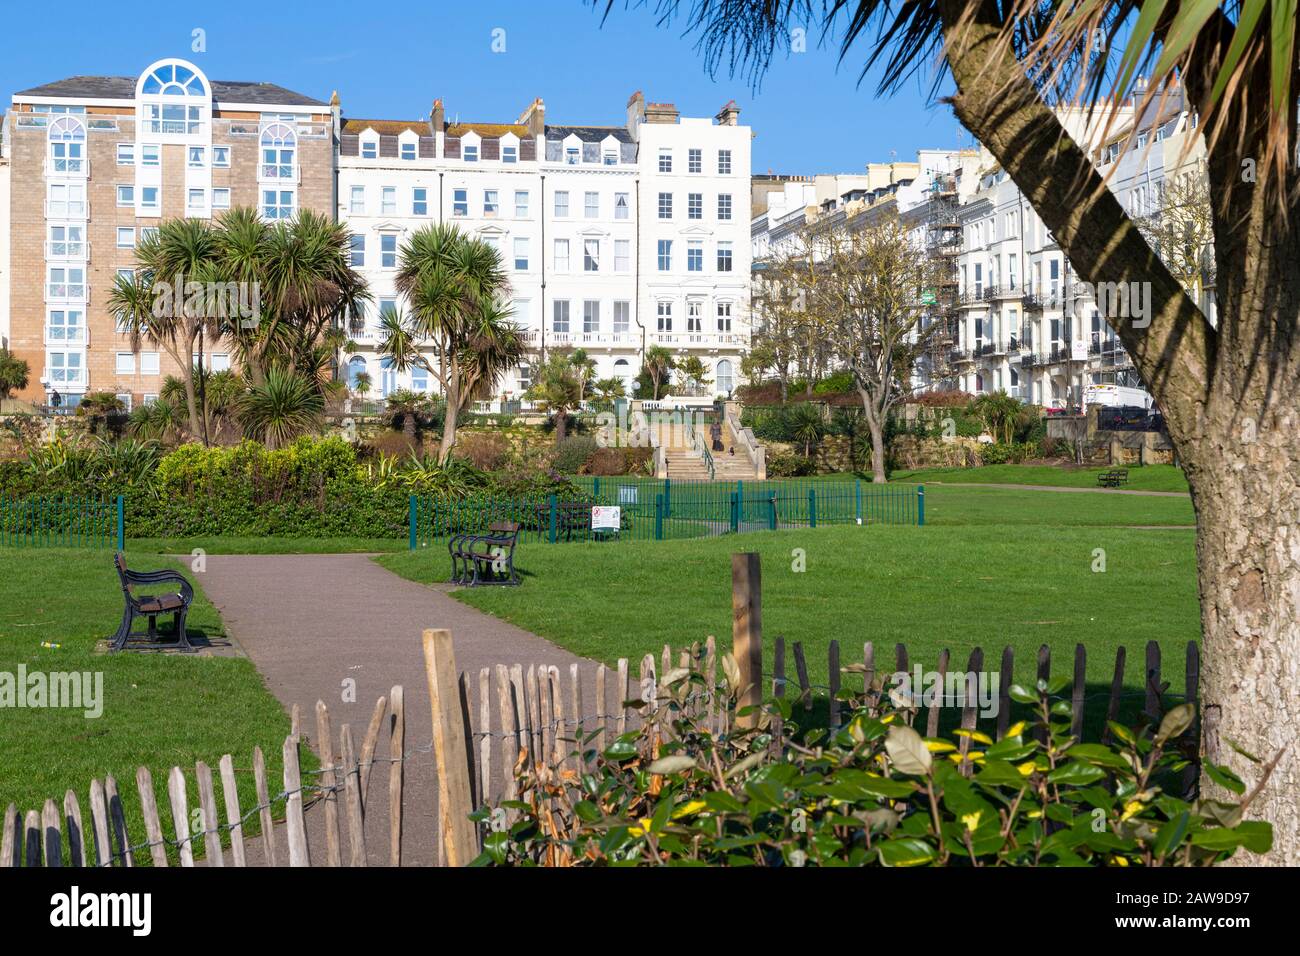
[43,368,88,388]
[45,240,89,261]
[45,157,90,178]
[44,200,89,220]
[46,282,88,302]
[44,326,89,346]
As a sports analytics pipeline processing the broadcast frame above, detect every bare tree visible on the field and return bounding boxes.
[798,212,942,482]
[750,251,820,401]
[1136,164,1216,309]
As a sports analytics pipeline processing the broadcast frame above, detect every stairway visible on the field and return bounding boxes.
[660,417,762,481]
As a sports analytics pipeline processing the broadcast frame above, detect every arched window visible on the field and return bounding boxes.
[48,117,86,174]
[346,356,368,390]
[613,358,631,386]
[140,62,208,97]
[715,359,734,396]
[260,123,297,179]
[137,59,209,136]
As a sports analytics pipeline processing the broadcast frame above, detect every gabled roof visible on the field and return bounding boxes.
[545,125,633,144]
[446,122,528,138]
[343,118,431,136]
[14,75,327,107]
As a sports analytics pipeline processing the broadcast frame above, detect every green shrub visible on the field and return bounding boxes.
[476,660,1272,867]
[766,451,817,477]
[552,435,600,474]
[812,370,855,395]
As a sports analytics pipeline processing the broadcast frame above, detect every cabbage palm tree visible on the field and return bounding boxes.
[526,350,583,442]
[107,218,221,442]
[215,208,369,387]
[236,366,324,451]
[591,376,627,410]
[643,345,675,400]
[624,0,1300,861]
[387,223,521,462]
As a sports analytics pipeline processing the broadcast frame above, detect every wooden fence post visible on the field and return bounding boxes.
[282,735,310,867]
[732,552,763,728]
[388,684,405,867]
[422,628,480,867]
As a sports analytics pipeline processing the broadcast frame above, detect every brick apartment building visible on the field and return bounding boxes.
[1,57,334,408]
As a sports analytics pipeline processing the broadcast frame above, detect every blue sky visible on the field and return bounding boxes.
[2,0,967,174]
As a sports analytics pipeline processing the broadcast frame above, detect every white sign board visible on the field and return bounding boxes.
[617,485,639,506]
[592,506,621,532]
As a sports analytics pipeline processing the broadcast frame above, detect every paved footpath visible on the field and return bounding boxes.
[197,553,594,866]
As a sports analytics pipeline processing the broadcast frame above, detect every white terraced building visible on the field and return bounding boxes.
[952,89,1212,410]
[338,91,752,406]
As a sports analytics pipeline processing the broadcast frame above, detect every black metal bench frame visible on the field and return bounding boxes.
[449,522,521,586]
[109,553,195,652]
[1097,468,1130,488]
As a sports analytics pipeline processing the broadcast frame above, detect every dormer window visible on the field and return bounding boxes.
[464,143,480,162]
[502,144,518,163]
[137,60,209,136]
[400,140,417,160]
[361,138,378,159]
[603,148,617,166]
[566,146,579,165]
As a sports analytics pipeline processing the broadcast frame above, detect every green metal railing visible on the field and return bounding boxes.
[0,495,124,550]
[410,480,923,549]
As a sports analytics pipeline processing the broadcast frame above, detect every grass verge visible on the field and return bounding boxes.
[0,547,298,863]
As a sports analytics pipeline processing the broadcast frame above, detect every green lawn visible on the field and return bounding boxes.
[0,547,297,863]
[891,463,1190,493]
[377,482,1200,735]
[916,483,1194,526]
[128,536,405,555]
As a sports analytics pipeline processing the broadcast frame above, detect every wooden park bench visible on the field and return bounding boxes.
[1097,468,1130,488]
[109,553,195,652]
[449,522,521,586]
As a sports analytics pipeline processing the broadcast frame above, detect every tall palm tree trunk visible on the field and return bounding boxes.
[438,359,460,463]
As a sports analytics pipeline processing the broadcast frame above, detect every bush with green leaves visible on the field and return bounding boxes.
[551,435,600,474]
[765,451,818,478]
[475,663,1273,867]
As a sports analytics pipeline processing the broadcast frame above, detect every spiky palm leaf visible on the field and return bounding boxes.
[237,367,325,450]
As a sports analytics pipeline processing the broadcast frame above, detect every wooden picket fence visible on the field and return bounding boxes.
[0,554,1201,867]
[0,683,410,869]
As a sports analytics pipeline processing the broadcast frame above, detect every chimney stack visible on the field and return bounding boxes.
[715,99,740,126]
[644,101,679,124]
[431,98,445,131]
[517,97,545,137]
[626,90,645,138]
